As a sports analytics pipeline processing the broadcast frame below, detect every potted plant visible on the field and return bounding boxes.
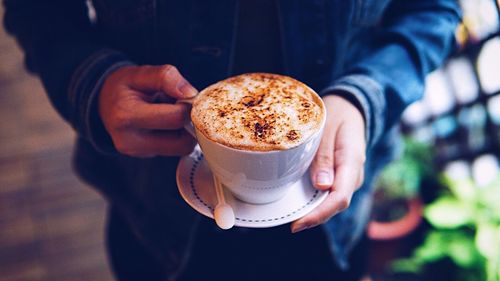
[392,175,500,281]
[368,137,435,240]
[367,138,437,277]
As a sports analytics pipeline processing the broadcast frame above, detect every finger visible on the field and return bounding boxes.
[330,122,365,195]
[115,130,196,157]
[125,100,190,130]
[309,109,339,190]
[333,159,362,199]
[292,123,365,233]
[128,65,198,99]
[334,120,366,191]
[291,163,359,233]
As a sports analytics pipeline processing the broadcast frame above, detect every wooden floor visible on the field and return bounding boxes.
[0,8,114,281]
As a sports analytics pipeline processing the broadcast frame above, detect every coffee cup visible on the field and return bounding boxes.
[179,73,326,204]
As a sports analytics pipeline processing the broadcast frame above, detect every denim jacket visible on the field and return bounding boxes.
[4,0,461,279]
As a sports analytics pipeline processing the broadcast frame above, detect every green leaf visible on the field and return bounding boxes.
[414,231,448,261]
[376,160,420,199]
[425,197,473,229]
[391,258,422,273]
[477,179,500,220]
[448,234,479,268]
[392,231,448,273]
[445,177,477,203]
[485,258,500,281]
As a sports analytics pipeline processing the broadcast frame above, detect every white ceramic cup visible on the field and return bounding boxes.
[178,94,326,204]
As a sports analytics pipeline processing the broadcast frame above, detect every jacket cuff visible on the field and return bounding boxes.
[320,74,386,148]
[68,49,135,154]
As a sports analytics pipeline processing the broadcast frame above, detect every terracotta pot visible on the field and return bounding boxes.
[367,197,424,277]
[368,197,423,241]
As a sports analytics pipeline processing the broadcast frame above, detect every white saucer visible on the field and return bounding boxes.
[176,148,329,228]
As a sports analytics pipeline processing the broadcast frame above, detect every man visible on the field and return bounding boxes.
[4,0,461,280]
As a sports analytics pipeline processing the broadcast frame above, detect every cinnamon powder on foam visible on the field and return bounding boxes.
[191,73,324,151]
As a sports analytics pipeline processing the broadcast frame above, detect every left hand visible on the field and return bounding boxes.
[291,94,366,233]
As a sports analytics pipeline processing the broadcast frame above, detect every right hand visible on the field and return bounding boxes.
[99,64,198,157]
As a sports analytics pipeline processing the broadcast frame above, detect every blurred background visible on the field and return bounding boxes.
[0,3,113,281]
[368,1,500,280]
[0,1,499,281]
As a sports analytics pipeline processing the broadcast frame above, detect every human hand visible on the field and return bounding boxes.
[291,95,366,233]
[99,65,198,157]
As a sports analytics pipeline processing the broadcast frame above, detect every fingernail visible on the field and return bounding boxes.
[316,171,333,187]
[178,81,198,98]
[292,224,309,233]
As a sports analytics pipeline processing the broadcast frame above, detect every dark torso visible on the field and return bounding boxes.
[232,0,283,75]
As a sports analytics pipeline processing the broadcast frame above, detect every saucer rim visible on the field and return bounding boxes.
[176,150,328,228]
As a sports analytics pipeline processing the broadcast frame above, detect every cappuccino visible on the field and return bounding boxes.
[191,73,325,151]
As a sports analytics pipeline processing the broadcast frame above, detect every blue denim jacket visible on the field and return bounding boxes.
[4,0,461,279]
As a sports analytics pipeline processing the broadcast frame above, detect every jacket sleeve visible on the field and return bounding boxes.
[3,0,133,153]
[321,0,461,148]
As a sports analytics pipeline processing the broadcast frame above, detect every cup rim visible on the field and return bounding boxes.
[191,74,327,155]
[194,97,327,155]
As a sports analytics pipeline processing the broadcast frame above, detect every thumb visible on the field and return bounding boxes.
[309,129,336,190]
[128,64,198,99]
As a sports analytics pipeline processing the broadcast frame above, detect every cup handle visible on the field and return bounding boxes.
[176,97,197,139]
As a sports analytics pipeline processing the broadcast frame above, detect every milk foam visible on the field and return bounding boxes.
[191,73,325,151]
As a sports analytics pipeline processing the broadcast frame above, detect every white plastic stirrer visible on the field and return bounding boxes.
[213,175,235,229]
[176,97,235,229]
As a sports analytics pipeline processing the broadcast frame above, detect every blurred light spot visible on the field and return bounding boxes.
[459,0,499,39]
[86,0,97,24]
[424,70,455,115]
[410,125,434,143]
[472,154,499,187]
[487,95,500,124]
[446,58,479,104]
[433,115,458,138]
[444,160,471,180]
[459,104,487,150]
[402,101,430,125]
[477,38,500,94]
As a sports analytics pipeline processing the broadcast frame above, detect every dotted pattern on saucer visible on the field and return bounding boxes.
[189,153,213,211]
[189,153,320,224]
[238,184,287,191]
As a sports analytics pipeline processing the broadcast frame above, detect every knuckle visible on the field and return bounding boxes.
[159,64,177,80]
[114,139,145,157]
[157,65,181,94]
[336,195,351,211]
[357,154,366,165]
[114,140,131,155]
[113,110,133,128]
